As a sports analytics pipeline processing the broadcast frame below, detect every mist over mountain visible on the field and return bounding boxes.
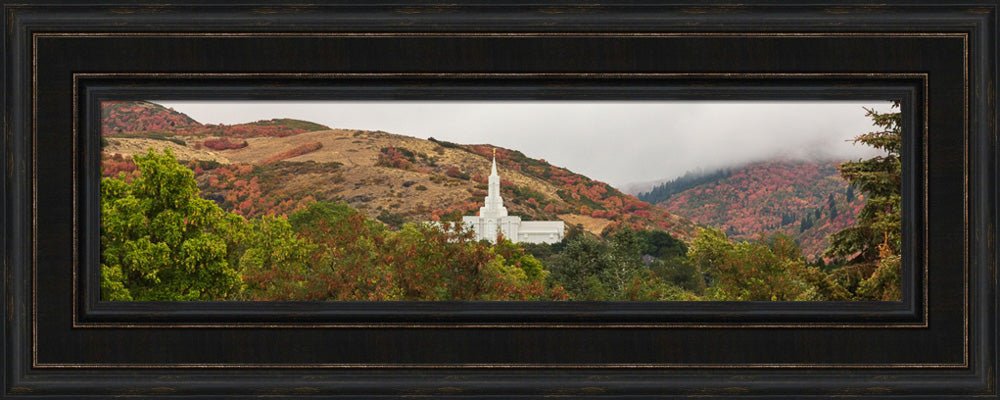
[622,150,858,195]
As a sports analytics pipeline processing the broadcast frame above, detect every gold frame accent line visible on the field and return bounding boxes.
[34,32,974,38]
[71,71,929,331]
[27,32,967,370]
[30,362,969,370]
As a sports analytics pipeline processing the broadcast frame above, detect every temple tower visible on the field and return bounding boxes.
[461,149,565,244]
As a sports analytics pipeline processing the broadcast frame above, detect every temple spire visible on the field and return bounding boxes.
[491,148,498,176]
[480,148,507,218]
[460,145,564,244]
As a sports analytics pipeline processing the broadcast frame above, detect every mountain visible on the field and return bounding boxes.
[101,100,329,138]
[655,160,864,259]
[102,101,202,135]
[619,179,665,196]
[101,102,701,242]
[637,168,735,205]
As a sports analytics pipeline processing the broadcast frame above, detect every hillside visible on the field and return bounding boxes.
[101,103,700,242]
[637,168,734,205]
[102,101,202,135]
[656,160,864,260]
[102,100,330,138]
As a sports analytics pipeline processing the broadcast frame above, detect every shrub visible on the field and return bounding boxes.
[445,166,470,180]
[202,137,248,151]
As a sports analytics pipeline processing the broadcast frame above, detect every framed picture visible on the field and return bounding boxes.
[3,1,997,398]
[96,98,901,305]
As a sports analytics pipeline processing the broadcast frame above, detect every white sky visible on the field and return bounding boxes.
[153,101,894,189]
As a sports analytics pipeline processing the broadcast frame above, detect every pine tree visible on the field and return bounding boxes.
[823,104,902,301]
[824,104,902,262]
[827,194,838,219]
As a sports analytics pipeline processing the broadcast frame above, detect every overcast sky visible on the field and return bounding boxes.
[154,100,894,190]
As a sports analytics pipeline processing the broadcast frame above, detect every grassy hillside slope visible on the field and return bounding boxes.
[102,102,700,242]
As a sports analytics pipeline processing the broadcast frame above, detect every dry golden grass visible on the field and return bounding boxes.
[557,214,616,236]
[104,128,699,241]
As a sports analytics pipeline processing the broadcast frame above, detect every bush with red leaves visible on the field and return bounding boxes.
[202,138,248,151]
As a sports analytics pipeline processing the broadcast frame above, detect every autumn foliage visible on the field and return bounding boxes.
[100,153,137,178]
[102,101,329,138]
[99,101,900,302]
[101,101,201,135]
[658,160,865,259]
[375,147,416,170]
[248,204,565,301]
[101,149,567,301]
[201,137,248,150]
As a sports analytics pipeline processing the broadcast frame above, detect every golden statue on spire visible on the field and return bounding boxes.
[492,147,496,159]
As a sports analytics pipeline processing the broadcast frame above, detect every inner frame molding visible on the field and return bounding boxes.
[10,20,984,388]
[70,72,931,329]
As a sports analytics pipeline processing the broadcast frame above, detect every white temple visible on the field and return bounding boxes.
[462,151,565,244]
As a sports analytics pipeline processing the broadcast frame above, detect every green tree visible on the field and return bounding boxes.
[547,234,615,300]
[650,256,706,295]
[287,201,397,300]
[635,229,688,259]
[492,237,548,283]
[827,193,838,219]
[548,227,687,300]
[239,215,316,300]
[800,215,813,231]
[606,227,646,295]
[823,104,902,301]
[101,149,245,301]
[623,269,694,301]
[688,228,820,301]
[825,105,902,262]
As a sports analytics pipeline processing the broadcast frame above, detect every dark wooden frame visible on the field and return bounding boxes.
[3,1,997,398]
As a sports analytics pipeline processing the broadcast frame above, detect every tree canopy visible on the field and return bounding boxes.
[101,148,244,300]
[101,150,570,302]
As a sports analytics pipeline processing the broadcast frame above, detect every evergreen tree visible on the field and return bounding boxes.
[824,105,902,262]
[823,104,902,301]
[637,167,732,204]
[800,215,813,231]
[635,229,688,259]
[828,193,839,219]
